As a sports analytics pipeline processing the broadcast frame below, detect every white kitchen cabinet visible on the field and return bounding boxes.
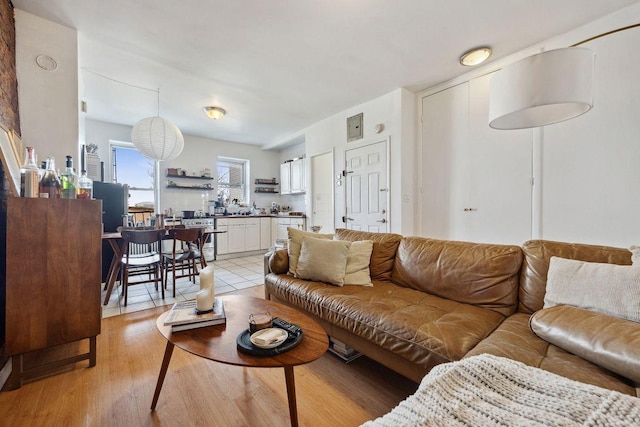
[228,222,245,253]
[216,219,229,255]
[260,217,271,250]
[290,158,305,193]
[273,217,306,242]
[280,158,305,195]
[245,218,261,251]
[280,163,291,195]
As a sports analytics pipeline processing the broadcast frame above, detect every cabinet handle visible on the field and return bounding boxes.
[463,208,477,212]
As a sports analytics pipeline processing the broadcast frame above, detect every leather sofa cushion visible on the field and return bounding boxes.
[391,237,522,316]
[530,305,640,384]
[265,273,504,367]
[519,240,632,314]
[464,313,637,396]
[334,229,402,281]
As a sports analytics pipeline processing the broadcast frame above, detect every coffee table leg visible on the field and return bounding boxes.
[151,341,175,410]
[284,365,298,427]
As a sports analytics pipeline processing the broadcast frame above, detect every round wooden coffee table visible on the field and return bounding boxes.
[151,295,329,426]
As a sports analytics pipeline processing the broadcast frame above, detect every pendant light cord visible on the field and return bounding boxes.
[82,68,161,116]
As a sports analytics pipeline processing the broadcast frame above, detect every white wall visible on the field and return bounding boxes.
[416,2,640,248]
[15,10,80,168]
[86,119,280,213]
[291,88,416,235]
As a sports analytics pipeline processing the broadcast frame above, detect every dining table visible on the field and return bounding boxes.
[101,227,226,305]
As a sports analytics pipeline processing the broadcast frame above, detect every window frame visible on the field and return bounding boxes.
[217,156,249,204]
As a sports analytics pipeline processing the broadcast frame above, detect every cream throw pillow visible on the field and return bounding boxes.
[343,240,373,286]
[287,227,333,275]
[544,256,640,323]
[296,237,351,286]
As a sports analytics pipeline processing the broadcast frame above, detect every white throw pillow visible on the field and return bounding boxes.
[544,256,640,323]
[343,240,374,286]
[295,237,351,286]
[287,227,333,275]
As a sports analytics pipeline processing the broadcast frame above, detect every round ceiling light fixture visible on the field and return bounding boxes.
[203,106,226,120]
[459,47,492,66]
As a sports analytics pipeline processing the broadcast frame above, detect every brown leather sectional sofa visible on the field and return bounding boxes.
[264,229,639,396]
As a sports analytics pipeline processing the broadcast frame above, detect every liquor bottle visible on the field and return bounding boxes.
[60,155,77,199]
[39,157,62,198]
[39,160,46,181]
[19,146,40,198]
[76,169,93,199]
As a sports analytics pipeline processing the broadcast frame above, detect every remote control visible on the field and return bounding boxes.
[272,317,302,335]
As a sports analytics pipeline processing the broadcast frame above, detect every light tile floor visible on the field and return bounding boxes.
[101,254,266,318]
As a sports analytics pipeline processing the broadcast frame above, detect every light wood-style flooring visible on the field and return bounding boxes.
[0,286,417,427]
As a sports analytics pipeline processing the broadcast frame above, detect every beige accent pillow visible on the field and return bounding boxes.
[295,237,351,286]
[287,227,333,275]
[343,240,374,286]
[544,256,640,323]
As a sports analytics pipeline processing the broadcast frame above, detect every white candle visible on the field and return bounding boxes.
[199,265,215,291]
[196,285,214,312]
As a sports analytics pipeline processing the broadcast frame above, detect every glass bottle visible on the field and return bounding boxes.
[60,155,77,199]
[39,157,61,198]
[38,160,46,181]
[19,146,40,198]
[76,169,93,199]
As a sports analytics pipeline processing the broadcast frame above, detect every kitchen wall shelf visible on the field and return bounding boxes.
[166,184,213,190]
[166,174,213,180]
[255,187,279,193]
[255,178,279,185]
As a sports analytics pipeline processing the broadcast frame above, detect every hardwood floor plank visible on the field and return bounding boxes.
[0,286,417,426]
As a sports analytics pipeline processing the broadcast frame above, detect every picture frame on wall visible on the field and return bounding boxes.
[347,113,363,142]
[0,122,21,196]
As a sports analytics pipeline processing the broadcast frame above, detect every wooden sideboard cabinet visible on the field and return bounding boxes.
[4,198,102,389]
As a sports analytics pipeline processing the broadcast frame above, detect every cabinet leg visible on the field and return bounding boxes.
[89,336,97,367]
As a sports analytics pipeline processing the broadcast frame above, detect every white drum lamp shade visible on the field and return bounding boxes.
[131,117,184,161]
[489,47,595,129]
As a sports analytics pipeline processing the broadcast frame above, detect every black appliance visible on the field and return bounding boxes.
[93,181,129,282]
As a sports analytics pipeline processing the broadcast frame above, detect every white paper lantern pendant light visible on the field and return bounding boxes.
[131,89,184,161]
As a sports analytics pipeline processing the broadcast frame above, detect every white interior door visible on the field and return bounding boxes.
[420,76,532,244]
[311,151,334,233]
[345,141,388,232]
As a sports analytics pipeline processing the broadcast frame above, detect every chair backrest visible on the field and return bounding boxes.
[167,227,203,255]
[121,229,165,259]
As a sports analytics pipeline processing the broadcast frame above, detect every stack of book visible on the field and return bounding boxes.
[163,298,226,331]
[329,336,362,362]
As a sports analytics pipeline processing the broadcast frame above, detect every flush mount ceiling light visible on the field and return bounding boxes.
[459,47,492,66]
[203,106,226,120]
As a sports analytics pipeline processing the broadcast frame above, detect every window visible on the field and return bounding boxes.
[217,157,248,204]
[111,143,156,208]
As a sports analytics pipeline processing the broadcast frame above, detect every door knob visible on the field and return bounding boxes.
[376,218,386,223]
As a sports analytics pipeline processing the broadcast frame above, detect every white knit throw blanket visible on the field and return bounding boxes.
[362,354,640,427]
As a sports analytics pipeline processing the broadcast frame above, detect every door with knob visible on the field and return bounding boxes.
[344,141,388,232]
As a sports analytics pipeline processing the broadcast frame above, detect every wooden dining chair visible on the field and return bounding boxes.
[163,227,206,297]
[120,229,165,306]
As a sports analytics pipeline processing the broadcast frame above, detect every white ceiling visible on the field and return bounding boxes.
[12,0,640,147]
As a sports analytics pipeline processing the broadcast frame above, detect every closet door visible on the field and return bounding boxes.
[465,74,533,244]
[420,82,469,240]
[420,75,532,244]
